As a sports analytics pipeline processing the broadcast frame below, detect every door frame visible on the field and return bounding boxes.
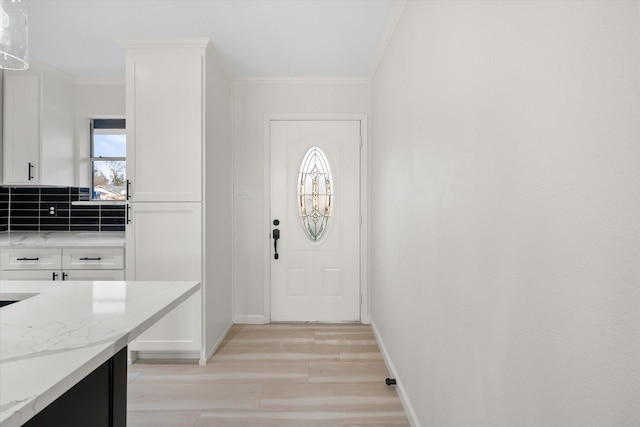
[264,113,369,323]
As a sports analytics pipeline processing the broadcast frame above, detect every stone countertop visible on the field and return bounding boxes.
[0,231,126,248]
[0,280,200,427]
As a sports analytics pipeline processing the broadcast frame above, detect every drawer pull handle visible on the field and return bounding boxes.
[17,257,39,261]
[79,257,102,261]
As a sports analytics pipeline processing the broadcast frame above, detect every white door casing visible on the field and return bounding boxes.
[270,120,361,322]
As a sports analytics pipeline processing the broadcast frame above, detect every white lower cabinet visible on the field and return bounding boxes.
[0,247,125,281]
[126,202,202,355]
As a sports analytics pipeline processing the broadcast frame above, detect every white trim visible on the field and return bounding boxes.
[233,314,267,325]
[75,78,125,86]
[370,318,421,427]
[368,0,408,80]
[264,114,369,323]
[118,38,211,49]
[236,77,370,84]
[129,351,201,363]
[359,117,370,324]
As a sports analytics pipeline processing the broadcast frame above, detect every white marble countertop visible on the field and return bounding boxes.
[0,231,125,248]
[0,280,200,427]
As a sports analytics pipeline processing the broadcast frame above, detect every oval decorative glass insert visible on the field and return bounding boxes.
[298,146,333,242]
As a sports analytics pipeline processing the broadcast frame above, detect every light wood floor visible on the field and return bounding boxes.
[127,324,410,426]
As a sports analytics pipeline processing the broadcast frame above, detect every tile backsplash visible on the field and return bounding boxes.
[0,187,7,232]
[0,187,125,232]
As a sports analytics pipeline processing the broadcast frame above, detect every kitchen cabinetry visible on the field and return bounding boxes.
[126,203,202,353]
[125,52,202,202]
[0,247,125,281]
[123,39,233,364]
[2,66,75,186]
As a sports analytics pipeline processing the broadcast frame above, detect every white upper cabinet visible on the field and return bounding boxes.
[125,48,203,202]
[2,67,75,186]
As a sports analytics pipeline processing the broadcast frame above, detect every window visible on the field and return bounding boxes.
[90,119,126,200]
[298,146,333,242]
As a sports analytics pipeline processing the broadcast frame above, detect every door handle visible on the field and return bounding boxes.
[28,162,34,181]
[273,228,280,259]
[272,227,280,260]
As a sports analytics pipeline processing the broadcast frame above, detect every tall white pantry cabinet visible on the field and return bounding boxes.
[123,39,234,364]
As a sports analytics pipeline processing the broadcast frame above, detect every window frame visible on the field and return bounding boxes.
[89,118,127,201]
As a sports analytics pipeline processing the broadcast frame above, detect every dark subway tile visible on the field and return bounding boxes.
[100,209,126,218]
[11,217,39,225]
[40,225,70,231]
[11,225,39,231]
[100,217,125,225]
[41,194,71,202]
[12,210,39,217]
[12,194,39,202]
[40,187,70,195]
[71,204,100,211]
[11,187,39,195]
[71,209,100,218]
[11,202,39,210]
[40,217,70,226]
[71,217,99,225]
[100,225,125,232]
[70,225,100,232]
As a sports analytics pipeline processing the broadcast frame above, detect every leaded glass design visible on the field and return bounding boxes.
[298,146,333,242]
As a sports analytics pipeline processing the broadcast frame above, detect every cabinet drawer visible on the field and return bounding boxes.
[0,249,62,270]
[62,248,124,270]
[64,270,125,281]
[0,270,59,280]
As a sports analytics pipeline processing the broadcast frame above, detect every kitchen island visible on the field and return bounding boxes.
[0,280,200,427]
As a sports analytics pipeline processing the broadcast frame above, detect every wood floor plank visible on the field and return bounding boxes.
[259,383,405,412]
[127,324,410,426]
[128,383,264,411]
[127,411,200,427]
[309,361,389,383]
[195,410,410,426]
[132,361,309,384]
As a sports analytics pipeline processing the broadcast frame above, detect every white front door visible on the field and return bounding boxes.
[270,120,361,322]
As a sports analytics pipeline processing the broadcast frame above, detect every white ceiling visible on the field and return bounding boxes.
[25,0,399,80]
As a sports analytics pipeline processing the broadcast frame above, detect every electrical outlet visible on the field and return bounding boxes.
[49,205,57,216]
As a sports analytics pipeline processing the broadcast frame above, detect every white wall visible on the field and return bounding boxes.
[370,1,639,426]
[232,79,370,323]
[203,44,234,358]
[74,81,125,187]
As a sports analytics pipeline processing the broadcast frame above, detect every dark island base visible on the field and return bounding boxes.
[24,346,127,427]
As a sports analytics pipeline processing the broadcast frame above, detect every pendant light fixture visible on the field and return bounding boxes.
[0,0,28,70]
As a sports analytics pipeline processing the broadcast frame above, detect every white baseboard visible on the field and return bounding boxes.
[233,314,266,324]
[370,318,421,427]
[130,351,201,363]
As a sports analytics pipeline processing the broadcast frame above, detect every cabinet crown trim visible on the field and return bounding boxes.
[119,38,210,49]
